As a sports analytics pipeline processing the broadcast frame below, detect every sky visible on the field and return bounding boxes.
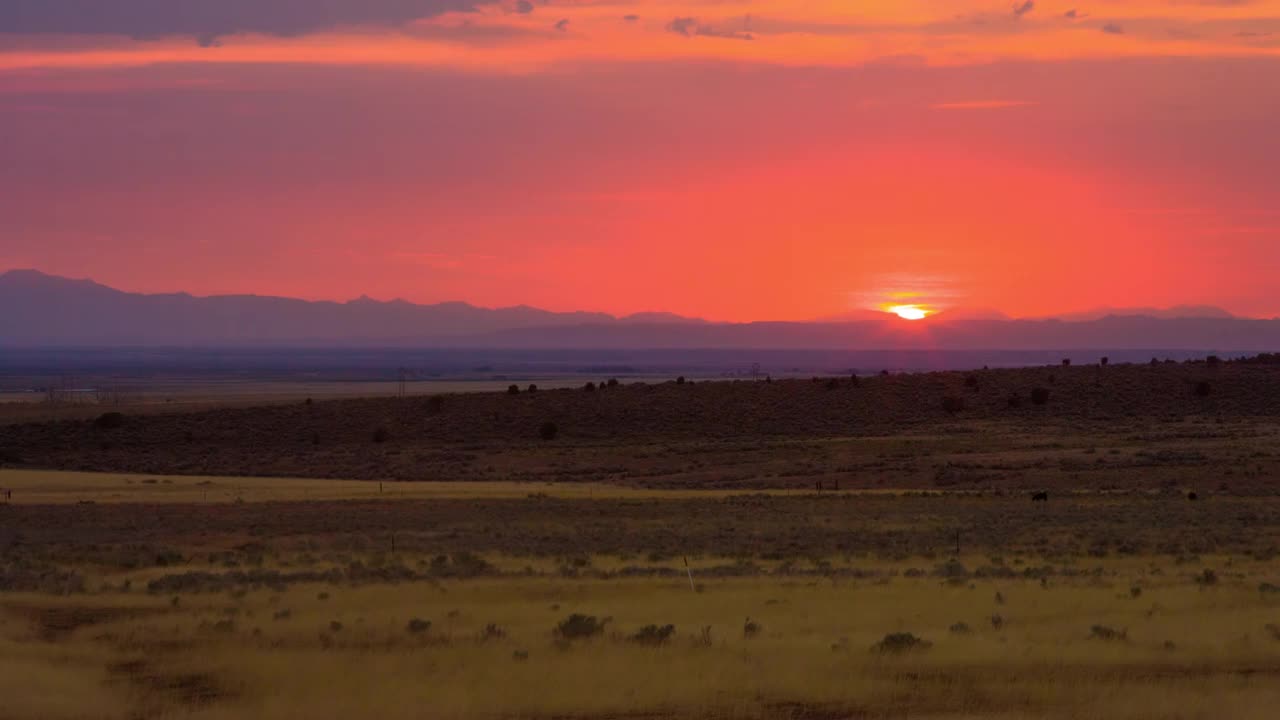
[2,1,1279,321]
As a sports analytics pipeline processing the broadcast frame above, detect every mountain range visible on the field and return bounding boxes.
[2,269,1278,351]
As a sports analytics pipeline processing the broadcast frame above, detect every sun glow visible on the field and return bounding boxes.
[889,304,930,321]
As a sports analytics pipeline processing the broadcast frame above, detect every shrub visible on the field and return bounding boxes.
[407,618,432,634]
[1030,387,1051,406]
[949,622,972,635]
[849,374,860,387]
[527,384,538,393]
[1062,358,1071,367]
[451,552,495,577]
[964,374,980,390]
[329,620,344,632]
[507,385,520,395]
[1207,355,1221,368]
[479,623,506,641]
[555,613,608,640]
[372,427,391,443]
[539,421,558,441]
[825,378,840,390]
[743,618,761,639]
[1089,625,1128,642]
[607,378,619,388]
[1007,393,1023,409]
[1101,357,1109,366]
[1195,381,1212,397]
[942,396,965,414]
[583,382,596,392]
[1196,568,1219,587]
[94,412,126,429]
[871,632,932,654]
[629,624,676,646]
[676,376,686,385]
[694,626,713,647]
[426,395,445,413]
[935,559,968,578]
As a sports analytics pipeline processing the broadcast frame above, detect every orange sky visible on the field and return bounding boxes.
[2,1,1279,320]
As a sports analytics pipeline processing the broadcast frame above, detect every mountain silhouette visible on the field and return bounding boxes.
[2,269,1277,350]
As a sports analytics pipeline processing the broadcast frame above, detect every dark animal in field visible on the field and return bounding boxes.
[1032,492,1049,502]
[1188,491,1198,501]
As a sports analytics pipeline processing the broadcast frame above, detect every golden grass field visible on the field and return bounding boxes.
[2,474,1280,719]
[4,551,1280,720]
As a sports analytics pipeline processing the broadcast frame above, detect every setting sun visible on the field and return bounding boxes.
[889,305,930,321]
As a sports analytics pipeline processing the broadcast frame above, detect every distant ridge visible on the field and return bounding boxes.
[1044,305,1237,322]
[2,269,1278,350]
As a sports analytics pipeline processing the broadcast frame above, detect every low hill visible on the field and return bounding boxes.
[4,359,1279,492]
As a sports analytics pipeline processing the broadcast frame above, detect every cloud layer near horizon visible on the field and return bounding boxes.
[3,0,1279,71]
[2,2,1279,320]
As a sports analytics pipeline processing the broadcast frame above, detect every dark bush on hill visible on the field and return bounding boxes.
[1031,387,1051,405]
[1195,381,1212,397]
[507,385,520,395]
[942,396,966,414]
[539,422,558,441]
[94,412,126,430]
[372,427,391,443]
